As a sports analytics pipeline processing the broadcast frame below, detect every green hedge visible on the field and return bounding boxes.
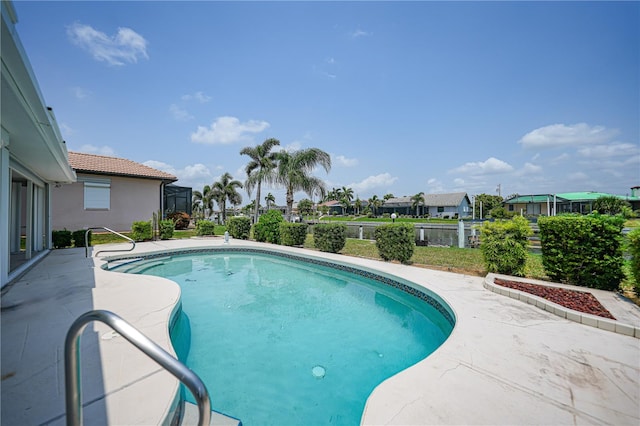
[538,214,625,290]
[72,229,92,247]
[131,221,153,241]
[480,216,531,276]
[159,220,174,240]
[626,228,640,293]
[196,221,216,236]
[280,222,308,246]
[52,230,72,248]
[313,223,347,253]
[227,216,251,240]
[253,210,283,244]
[374,223,415,264]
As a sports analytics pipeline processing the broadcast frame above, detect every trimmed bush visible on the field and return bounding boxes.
[227,216,251,240]
[480,216,531,276]
[628,228,640,293]
[280,222,308,246]
[538,214,625,290]
[196,220,216,236]
[168,211,191,230]
[313,223,347,253]
[374,223,415,264]
[159,220,174,240]
[72,229,91,248]
[52,229,72,249]
[253,210,284,244]
[131,220,153,241]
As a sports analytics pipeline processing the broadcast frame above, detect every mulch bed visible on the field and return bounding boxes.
[493,278,616,320]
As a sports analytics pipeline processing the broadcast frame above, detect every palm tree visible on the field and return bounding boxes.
[268,148,331,220]
[240,138,280,224]
[368,194,382,217]
[340,186,354,215]
[411,191,425,217]
[211,172,243,224]
[354,197,362,216]
[265,192,275,211]
[384,193,395,201]
[192,184,214,219]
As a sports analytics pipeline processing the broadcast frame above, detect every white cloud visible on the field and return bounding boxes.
[191,116,270,145]
[169,104,194,121]
[59,123,74,137]
[349,173,398,194]
[351,29,372,38]
[181,91,211,103]
[75,144,116,156]
[453,178,465,186]
[515,162,542,176]
[143,160,214,190]
[67,22,148,66]
[282,141,302,152]
[334,154,358,167]
[568,171,588,181]
[449,157,514,174]
[578,143,640,158]
[518,123,618,149]
[550,153,570,164]
[426,178,445,193]
[71,86,91,99]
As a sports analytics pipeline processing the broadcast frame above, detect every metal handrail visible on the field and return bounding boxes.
[85,227,136,257]
[64,310,211,426]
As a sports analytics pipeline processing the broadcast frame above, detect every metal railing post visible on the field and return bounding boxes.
[85,227,136,258]
[64,310,211,426]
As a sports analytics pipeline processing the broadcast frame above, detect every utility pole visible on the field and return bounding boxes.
[496,184,501,197]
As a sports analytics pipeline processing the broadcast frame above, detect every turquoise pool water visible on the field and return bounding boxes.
[112,250,453,425]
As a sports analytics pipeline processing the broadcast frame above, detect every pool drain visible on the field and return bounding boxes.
[312,365,326,378]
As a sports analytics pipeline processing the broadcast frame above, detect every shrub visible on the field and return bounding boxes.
[72,229,91,247]
[227,216,251,240]
[626,228,640,293]
[313,223,347,253]
[480,216,532,276]
[52,229,72,248]
[159,220,174,240]
[280,222,308,246]
[196,221,216,236]
[131,220,153,241]
[538,214,625,290]
[374,223,415,264]
[253,210,284,244]
[168,211,191,230]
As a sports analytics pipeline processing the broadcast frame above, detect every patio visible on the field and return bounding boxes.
[1,237,639,425]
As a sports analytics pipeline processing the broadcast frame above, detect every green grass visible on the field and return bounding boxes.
[89,226,226,245]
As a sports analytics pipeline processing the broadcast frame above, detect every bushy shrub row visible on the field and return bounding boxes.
[227,216,251,240]
[628,228,640,293]
[159,220,174,240]
[374,223,415,264]
[480,216,531,276]
[196,221,216,236]
[52,229,92,248]
[131,221,153,241]
[280,222,308,246]
[254,210,283,244]
[538,214,625,290]
[313,223,347,253]
[168,211,191,230]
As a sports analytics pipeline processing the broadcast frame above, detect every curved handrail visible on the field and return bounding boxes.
[85,227,136,257]
[64,310,211,426]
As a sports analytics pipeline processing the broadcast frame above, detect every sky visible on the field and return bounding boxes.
[11,0,640,206]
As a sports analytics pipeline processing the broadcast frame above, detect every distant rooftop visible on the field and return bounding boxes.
[68,152,177,182]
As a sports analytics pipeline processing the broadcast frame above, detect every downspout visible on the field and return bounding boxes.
[160,181,165,219]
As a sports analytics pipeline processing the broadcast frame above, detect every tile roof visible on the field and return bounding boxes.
[68,152,177,182]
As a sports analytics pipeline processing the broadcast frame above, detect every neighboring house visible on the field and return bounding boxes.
[381,192,472,218]
[52,152,177,232]
[317,200,342,215]
[1,0,76,287]
[504,189,640,216]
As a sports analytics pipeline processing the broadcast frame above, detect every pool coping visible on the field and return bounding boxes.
[2,237,639,425]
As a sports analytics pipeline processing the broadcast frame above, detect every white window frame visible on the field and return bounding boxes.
[82,178,111,210]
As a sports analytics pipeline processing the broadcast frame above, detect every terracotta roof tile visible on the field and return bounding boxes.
[68,152,177,181]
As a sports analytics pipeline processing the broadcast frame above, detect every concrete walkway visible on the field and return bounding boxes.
[2,238,639,425]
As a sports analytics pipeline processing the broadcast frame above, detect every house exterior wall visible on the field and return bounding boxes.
[52,173,162,232]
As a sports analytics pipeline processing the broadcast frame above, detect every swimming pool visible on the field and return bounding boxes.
[109,248,455,425]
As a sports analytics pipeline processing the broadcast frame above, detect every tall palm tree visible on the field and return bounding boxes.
[340,186,354,215]
[192,184,214,219]
[211,172,243,224]
[354,197,362,216]
[240,138,280,223]
[368,194,382,217]
[265,192,275,211]
[268,148,331,220]
[411,191,425,217]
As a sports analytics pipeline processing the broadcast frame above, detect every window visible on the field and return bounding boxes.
[437,206,444,213]
[508,204,514,211]
[83,178,110,209]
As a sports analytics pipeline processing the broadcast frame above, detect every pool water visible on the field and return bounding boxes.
[114,252,452,425]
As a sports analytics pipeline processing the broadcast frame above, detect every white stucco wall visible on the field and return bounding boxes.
[52,173,163,232]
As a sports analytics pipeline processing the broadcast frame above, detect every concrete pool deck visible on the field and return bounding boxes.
[1,237,639,425]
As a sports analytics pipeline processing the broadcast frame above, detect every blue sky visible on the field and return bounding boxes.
[13,1,640,205]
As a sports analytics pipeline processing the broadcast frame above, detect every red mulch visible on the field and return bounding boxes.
[493,278,616,320]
